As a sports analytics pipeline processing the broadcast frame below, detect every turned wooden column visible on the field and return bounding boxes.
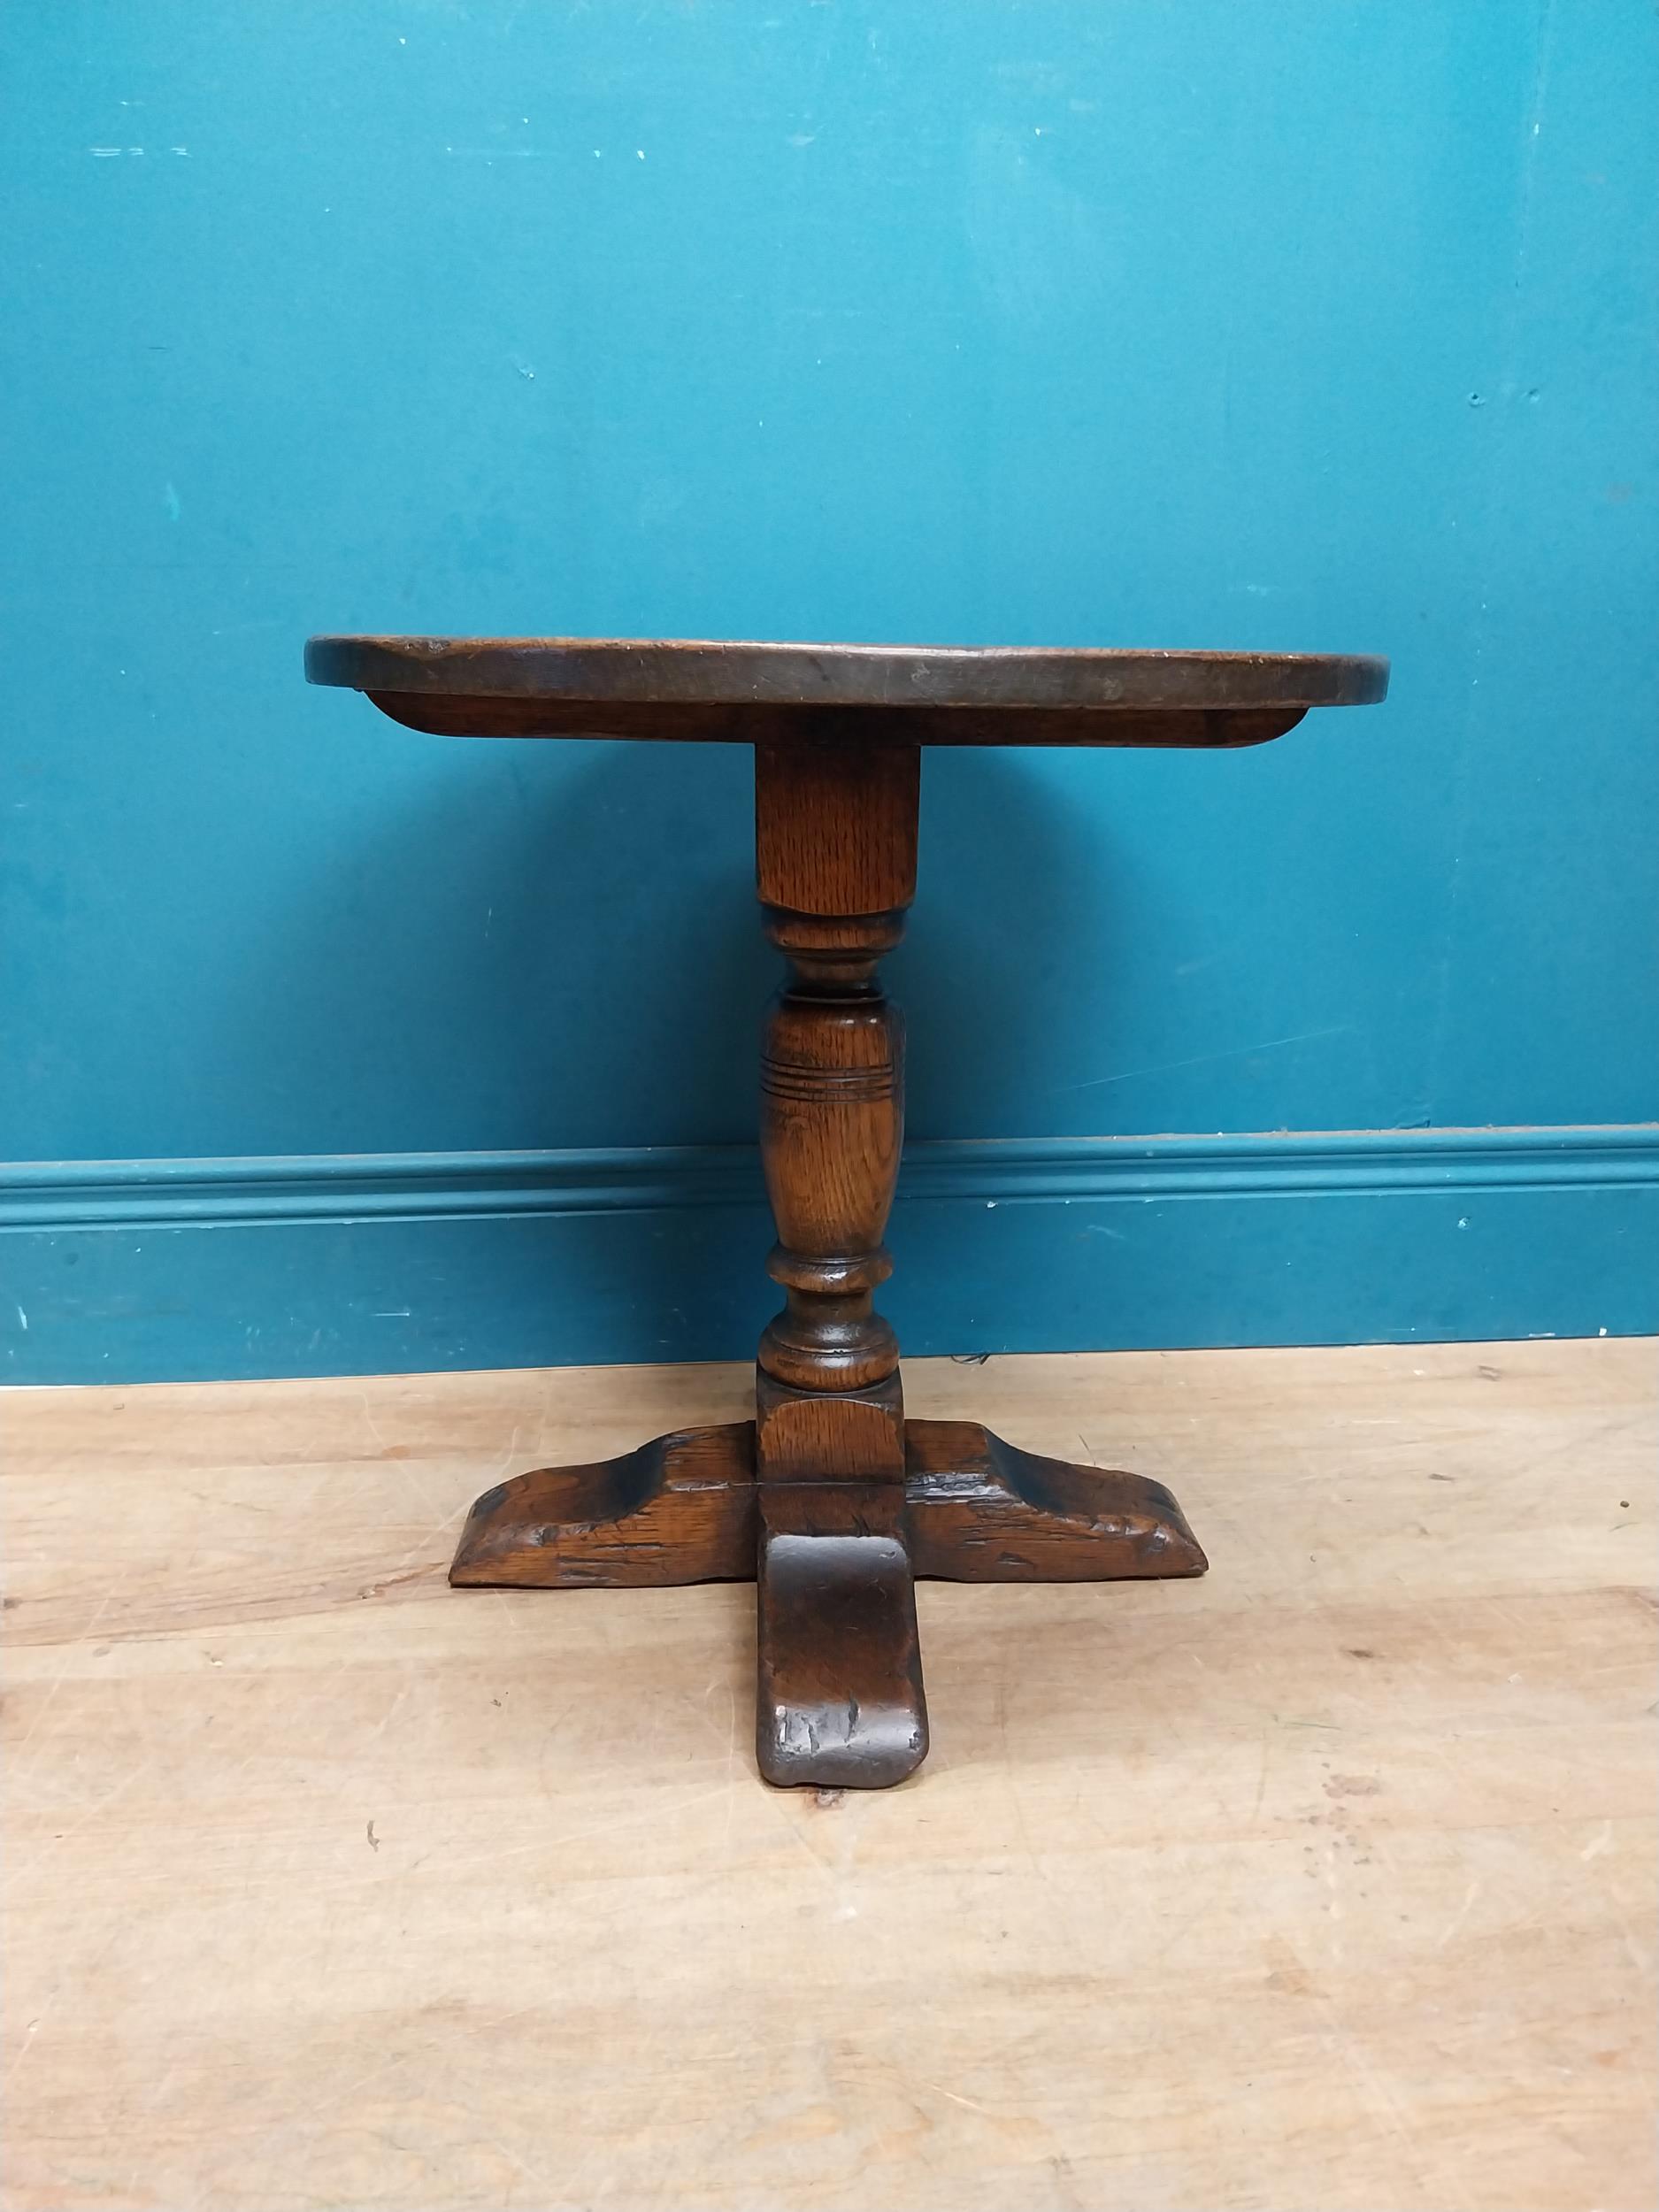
[750,735,926,1784]
[754,737,915,1472]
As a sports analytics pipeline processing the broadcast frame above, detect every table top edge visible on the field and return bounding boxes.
[305,636,1390,711]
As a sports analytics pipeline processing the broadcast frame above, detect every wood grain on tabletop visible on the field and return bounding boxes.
[3,1340,1654,2212]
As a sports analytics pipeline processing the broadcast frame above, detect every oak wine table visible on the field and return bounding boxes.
[305,636,1388,1789]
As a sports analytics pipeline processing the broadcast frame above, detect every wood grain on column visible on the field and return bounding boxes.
[754,736,918,915]
[753,740,918,1484]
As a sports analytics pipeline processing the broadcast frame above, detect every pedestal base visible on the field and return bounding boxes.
[450,1421,1206,1788]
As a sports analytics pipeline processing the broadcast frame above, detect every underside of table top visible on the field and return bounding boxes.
[305,636,1388,747]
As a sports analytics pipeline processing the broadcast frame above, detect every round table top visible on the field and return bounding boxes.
[307,635,1387,714]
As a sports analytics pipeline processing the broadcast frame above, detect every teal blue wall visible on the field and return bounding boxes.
[4,2,1655,1381]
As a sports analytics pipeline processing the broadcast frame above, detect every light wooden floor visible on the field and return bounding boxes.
[4,1341,1654,2212]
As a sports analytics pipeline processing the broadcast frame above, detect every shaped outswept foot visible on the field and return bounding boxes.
[755,1483,928,1789]
[449,1421,757,1588]
[904,1421,1207,1581]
